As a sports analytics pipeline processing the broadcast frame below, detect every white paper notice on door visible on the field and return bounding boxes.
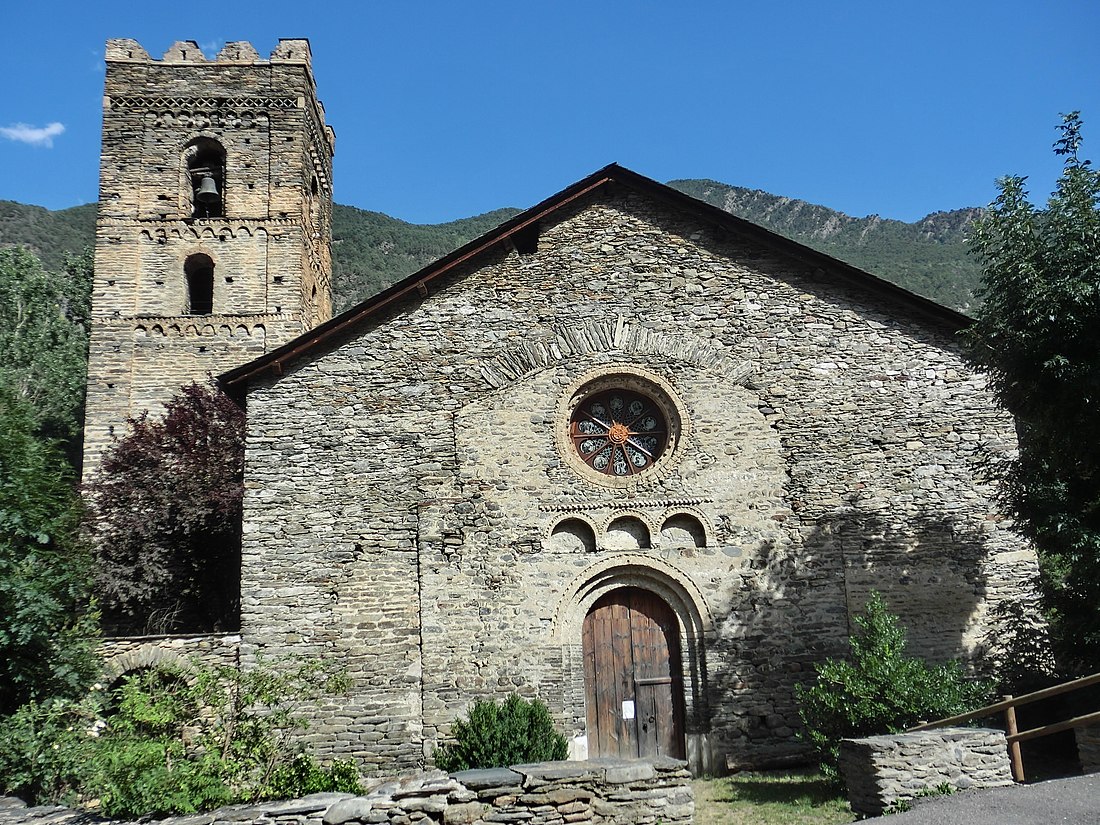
[622,700,635,720]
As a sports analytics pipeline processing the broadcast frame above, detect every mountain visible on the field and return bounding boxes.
[0,201,97,273]
[331,205,522,311]
[0,181,982,312]
[666,180,982,312]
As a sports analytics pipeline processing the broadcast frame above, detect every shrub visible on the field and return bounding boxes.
[796,592,992,779]
[434,693,568,772]
[0,659,361,816]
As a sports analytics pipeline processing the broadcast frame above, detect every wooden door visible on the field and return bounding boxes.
[582,587,685,759]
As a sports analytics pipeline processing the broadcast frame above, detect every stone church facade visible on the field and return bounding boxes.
[87,40,1041,775]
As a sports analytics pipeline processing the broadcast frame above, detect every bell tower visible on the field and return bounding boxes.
[82,38,335,475]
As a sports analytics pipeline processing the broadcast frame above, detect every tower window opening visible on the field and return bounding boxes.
[183,138,226,218]
[185,254,215,315]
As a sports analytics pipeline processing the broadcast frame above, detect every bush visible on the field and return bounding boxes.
[0,659,361,817]
[796,592,992,779]
[434,693,568,772]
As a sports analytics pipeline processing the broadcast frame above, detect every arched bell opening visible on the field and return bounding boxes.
[182,137,226,218]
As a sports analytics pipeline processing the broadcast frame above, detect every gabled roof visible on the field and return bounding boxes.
[220,163,970,391]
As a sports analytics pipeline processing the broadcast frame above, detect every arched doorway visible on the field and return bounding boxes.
[582,587,686,759]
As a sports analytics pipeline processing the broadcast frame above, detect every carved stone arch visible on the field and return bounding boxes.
[553,555,714,771]
[547,516,598,554]
[478,317,755,390]
[659,510,710,549]
[602,511,654,550]
[101,644,190,687]
[553,554,712,642]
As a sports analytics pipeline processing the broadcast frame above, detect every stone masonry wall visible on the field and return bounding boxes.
[838,728,1014,816]
[1077,724,1100,774]
[239,186,1042,774]
[98,633,241,684]
[0,759,692,825]
[82,38,333,475]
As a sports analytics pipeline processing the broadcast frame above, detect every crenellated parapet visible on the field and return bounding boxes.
[105,38,312,66]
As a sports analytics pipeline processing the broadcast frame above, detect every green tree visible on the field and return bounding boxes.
[0,247,90,444]
[0,388,98,716]
[796,593,990,780]
[88,383,244,635]
[964,112,1100,673]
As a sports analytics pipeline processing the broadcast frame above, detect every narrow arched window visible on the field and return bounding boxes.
[183,138,226,218]
[184,254,214,315]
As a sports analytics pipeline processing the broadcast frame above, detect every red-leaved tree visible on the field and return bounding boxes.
[87,383,244,635]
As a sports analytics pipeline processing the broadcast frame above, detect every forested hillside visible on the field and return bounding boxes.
[667,180,982,311]
[0,201,96,273]
[0,180,982,312]
[331,205,521,310]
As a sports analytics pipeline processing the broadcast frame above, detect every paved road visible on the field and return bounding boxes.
[862,774,1100,824]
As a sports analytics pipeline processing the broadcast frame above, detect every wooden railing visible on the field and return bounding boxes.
[907,672,1100,782]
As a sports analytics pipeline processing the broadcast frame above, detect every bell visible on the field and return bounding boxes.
[195,175,220,203]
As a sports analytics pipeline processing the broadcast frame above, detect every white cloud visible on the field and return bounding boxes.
[0,122,65,148]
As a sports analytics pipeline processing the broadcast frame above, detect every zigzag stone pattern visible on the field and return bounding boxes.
[479,318,754,388]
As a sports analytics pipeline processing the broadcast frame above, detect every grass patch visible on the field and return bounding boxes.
[693,770,855,825]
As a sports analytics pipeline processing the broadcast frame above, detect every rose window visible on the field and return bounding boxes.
[569,389,669,477]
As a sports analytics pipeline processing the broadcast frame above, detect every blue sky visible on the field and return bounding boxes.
[1,1,1096,224]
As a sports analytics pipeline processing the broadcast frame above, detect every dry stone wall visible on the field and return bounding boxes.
[838,728,1014,816]
[239,186,1041,773]
[1077,724,1100,774]
[0,759,692,825]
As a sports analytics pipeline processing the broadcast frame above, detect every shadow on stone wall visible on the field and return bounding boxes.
[706,504,997,767]
[804,504,992,664]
